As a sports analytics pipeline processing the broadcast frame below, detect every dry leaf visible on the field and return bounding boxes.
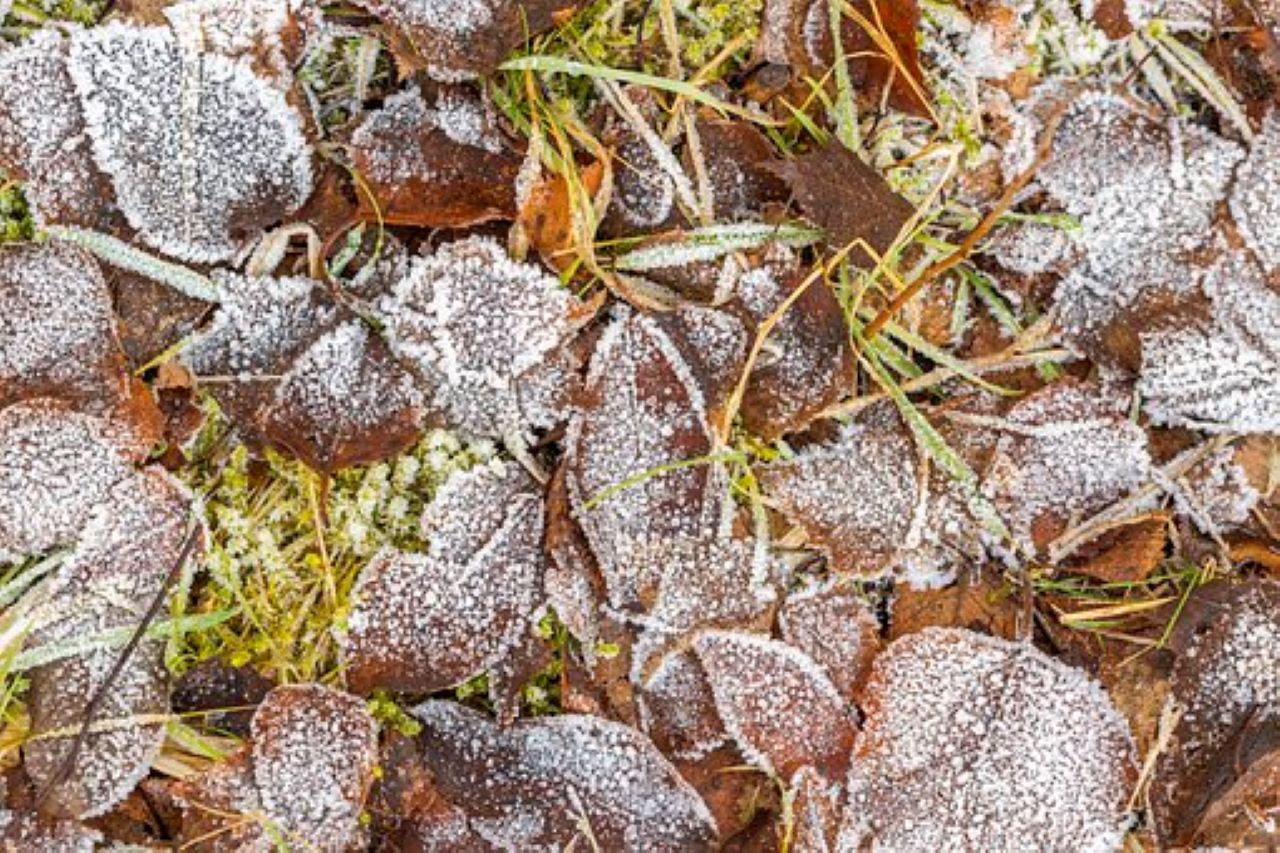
[779,579,881,698]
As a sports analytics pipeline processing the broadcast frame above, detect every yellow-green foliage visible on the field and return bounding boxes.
[0,183,32,244]
[169,409,499,685]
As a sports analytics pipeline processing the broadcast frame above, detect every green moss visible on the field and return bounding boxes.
[0,182,33,244]
[168,402,498,684]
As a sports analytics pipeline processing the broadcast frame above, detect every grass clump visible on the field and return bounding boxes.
[0,182,33,243]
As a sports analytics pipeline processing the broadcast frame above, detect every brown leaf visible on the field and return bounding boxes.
[174,684,379,852]
[767,140,914,261]
[846,628,1137,850]
[410,700,718,850]
[564,308,730,612]
[341,461,546,697]
[1059,512,1170,584]
[350,84,523,229]
[779,579,881,698]
[887,569,1021,641]
[183,271,424,471]
[693,630,857,782]
[519,160,606,274]
[360,0,583,80]
[1150,579,1280,846]
[737,253,856,440]
[687,119,789,223]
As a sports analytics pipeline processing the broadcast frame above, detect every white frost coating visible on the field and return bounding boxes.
[351,87,504,185]
[66,23,312,263]
[369,0,495,36]
[341,461,545,692]
[984,383,1152,553]
[273,320,422,432]
[1230,110,1280,274]
[1139,253,1280,434]
[0,243,120,395]
[694,630,855,782]
[250,685,379,851]
[411,701,718,850]
[381,236,584,442]
[164,0,312,82]
[0,401,136,563]
[841,628,1136,852]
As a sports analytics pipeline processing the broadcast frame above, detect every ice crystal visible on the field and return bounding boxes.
[1229,110,1280,273]
[842,628,1136,852]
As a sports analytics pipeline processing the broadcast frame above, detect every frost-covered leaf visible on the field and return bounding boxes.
[0,31,125,234]
[357,0,582,80]
[163,0,317,83]
[410,700,717,850]
[842,627,1136,851]
[564,308,730,612]
[784,765,842,853]
[1150,579,1280,846]
[759,416,926,577]
[692,120,790,222]
[0,400,144,562]
[736,254,855,441]
[1139,253,1280,434]
[350,84,522,228]
[983,382,1151,555]
[174,684,378,852]
[64,22,313,263]
[341,461,546,696]
[693,630,856,782]
[779,579,880,698]
[636,650,727,760]
[1027,92,1243,365]
[0,804,102,852]
[381,236,589,444]
[23,468,194,820]
[1231,110,1280,273]
[185,271,423,470]
[0,242,131,412]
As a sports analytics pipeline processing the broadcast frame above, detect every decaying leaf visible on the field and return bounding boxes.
[381,236,590,444]
[349,84,522,228]
[357,0,583,80]
[693,630,857,782]
[341,461,546,699]
[0,243,131,413]
[23,467,195,820]
[564,308,731,612]
[983,382,1151,556]
[779,579,881,698]
[843,627,1136,851]
[174,683,379,851]
[736,253,856,441]
[1230,103,1280,273]
[1150,579,1280,846]
[768,141,915,259]
[184,271,424,470]
[1139,252,1280,434]
[410,700,718,850]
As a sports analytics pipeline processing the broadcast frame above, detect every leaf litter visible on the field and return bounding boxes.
[0,0,1277,848]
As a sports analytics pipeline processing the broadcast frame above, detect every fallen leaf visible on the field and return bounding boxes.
[341,461,546,699]
[887,568,1020,641]
[411,700,718,850]
[350,84,523,228]
[174,684,379,851]
[693,630,857,782]
[845,627,1137,850]
[518,159,605,274]
[778,579,881,698]
[1149,579,1280,846]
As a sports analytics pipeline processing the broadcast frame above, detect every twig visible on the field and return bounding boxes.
[36,524,202,810]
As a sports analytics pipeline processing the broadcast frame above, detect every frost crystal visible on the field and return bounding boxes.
[382,236,586,443]
[694,630,856,782]
[66,22,313,262]
[0,243,125,408]
[0,401,137,562]
[1139,254,1280,433]
[842,628,1136,852]
[779,580,880,698]
[564,308,730,611]
[984,383,1151,554]
[341,461,546,694]
[1230,110,1280,274]
[411,701,718,850]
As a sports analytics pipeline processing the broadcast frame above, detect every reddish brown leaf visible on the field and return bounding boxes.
[1059,512,1170,583]
[341,461,546,699]
[779,579,881,698]
[693,630,857,782]
[411,701,717,850]
[887,569,1021,641]
[846,628,1137,850]
[518,160,605,274]
[350,84,523,229]
[1150,579,1280,846]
